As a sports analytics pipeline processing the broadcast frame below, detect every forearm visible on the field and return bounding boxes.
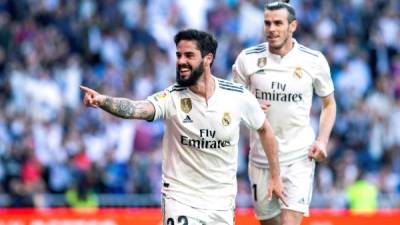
[100,96,155,120]
[317,95,336,145]
[258,121,280,178]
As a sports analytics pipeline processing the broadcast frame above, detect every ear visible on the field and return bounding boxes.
[204,53,213,66]
[289,20,297,34]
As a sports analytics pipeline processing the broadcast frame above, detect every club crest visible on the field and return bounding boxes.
[257,57,267,68]
[294,66,303,78]
[222,112,231,126]
[180,98,192,113]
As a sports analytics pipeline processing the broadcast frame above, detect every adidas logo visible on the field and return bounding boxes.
[183,115,193,123]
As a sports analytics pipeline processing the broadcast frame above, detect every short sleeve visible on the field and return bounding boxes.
[313,53,334,97]
[146,89,173,120]
[241,89,266,131]
[232,51,249,87]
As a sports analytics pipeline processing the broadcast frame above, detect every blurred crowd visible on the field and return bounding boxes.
[0,0,399,209]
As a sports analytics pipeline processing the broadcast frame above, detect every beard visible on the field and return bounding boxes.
[268,29,291,50]
[176,60,204,87]
[269,35,288,50]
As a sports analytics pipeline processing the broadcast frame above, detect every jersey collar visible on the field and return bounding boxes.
[186,76,219,104]
[266,39,299,60]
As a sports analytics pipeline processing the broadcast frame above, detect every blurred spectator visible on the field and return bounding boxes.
[346,171,378,214]
[65,172,98,210]
[8,178,35,208]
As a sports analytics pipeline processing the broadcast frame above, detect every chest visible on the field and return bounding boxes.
[172,96,240,141]
[250,65,314,95]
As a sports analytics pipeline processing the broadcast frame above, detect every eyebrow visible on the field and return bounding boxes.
[264,19,284,23]
[176,51,196,58]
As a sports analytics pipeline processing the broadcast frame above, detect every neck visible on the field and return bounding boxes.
[270,38,294,57]
[189,70,215,101]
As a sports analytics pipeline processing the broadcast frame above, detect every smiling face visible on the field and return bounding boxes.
[175,40,205,87]
[264,8,297,54]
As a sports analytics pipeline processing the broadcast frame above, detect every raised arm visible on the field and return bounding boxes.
[80,86,155,120]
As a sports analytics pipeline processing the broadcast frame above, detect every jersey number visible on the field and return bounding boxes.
[252,184,258,201]
[167,216,188,225]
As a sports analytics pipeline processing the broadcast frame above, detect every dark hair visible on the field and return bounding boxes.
[264,0,296,23]
[174,29,218,65]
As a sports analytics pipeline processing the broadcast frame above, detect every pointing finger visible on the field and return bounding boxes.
[80,85,96,94]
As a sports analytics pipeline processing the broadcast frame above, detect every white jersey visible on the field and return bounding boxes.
[147,77,265,210]
[233,40,334,167]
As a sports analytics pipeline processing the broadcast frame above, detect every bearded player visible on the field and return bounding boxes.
[82,29,286,225]
[233,1,336,225]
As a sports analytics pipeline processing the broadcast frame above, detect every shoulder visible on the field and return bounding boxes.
[297,44,321,57]
[151,84,186,102]
[235,43,268,74]
[296,44,329,68]
[166,83,188,93]
[217,79,258,107]
[243,43,267,55]
[217,79,244,93]
[295,44,332,81]
[237,43,268,61]
[297,44,327,62]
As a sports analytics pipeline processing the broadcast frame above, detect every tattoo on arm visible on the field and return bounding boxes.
[100,97,155,120]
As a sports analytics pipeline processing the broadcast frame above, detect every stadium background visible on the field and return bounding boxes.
[0,0,399,221]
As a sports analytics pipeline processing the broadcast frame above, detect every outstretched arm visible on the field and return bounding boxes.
[257,120,288,206]
[80,86,155,120]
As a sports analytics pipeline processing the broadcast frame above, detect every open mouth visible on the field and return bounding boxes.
[180,68,190,73]
[268,36,279,41]
[178,66,191,77]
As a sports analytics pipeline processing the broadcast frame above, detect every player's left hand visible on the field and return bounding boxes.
[260,101,272,113]
[267,177,288,207]
[308,141,327,162]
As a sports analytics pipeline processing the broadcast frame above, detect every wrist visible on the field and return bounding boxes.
[269,171,280,179]
[98,95,108,106]
[316,138,327,146]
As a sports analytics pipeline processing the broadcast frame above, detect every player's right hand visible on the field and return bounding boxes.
[267,176,288,207]
[80,85,105,108]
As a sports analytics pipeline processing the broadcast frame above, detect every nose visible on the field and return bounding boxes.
[265,24,276,33]
[177,55,187,65]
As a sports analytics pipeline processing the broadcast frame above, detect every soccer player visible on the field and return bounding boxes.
[232,1,337,225]
[81,29,286,225]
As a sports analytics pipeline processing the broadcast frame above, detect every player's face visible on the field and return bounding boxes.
[176,40,204,87]
[264,8,296,50]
